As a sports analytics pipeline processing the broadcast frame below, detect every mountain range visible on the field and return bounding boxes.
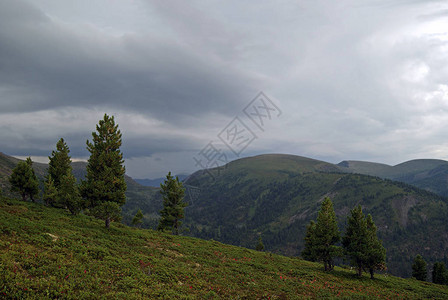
[339,159,448,196]
[181,154,448,277]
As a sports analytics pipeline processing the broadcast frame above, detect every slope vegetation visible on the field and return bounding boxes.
[1,197,448,299]
[0,152,157,227]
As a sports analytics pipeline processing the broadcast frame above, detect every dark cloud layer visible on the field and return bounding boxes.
[0,0,260,120]
[1,0,448,178]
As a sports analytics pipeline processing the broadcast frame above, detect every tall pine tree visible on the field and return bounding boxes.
[82,114,126,228]
[342,205,369,277]
[46,138,75,208]
[302,197,341,271]
[157,172,187,235]
[47,138,72,189]
[9,157,39,202]
[365,214,386,278]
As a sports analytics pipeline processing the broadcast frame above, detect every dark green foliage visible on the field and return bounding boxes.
[47,138,72,190]
[43,175,57,206]
[365,214,386,279]
[412,255,427,281]
[9,157,39,202]
[58,173,82,215]
[302,220,317,261]
[255,236,264,251]
[342,207,385,278]
[82,114,126,227]
[45,139,80,213]
[132,209,144,228]
[90,201,122,229]
[157,172,187,235]
[342,205,369,277]
[302,198,341,271]
[432,262,448,285]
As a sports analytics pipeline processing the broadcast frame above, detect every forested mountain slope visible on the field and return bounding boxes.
[184,154,448,277]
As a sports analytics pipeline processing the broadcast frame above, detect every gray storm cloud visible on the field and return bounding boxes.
[1,0,448,178]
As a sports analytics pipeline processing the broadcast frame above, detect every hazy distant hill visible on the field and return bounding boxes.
[183,154,448,278]
[134,174,189,187]
[339,159,448,196]
[337,160,391,176]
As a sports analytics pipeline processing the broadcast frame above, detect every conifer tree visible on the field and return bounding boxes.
[47,138,72,189]
[256,236,265,251]
[45,138,80,212]
[43,175,58,206]
[90,201,122,228]
[432,262,448,285]
[82,114,126,228]
[365,214,386,278]
[302,220,317,261]
[342,205,369,277]
[412,254,427,281]
[157,172,187,235]
[302,198,341,271]
[58,173,82,215]
[132,209,144,228]
[9,157,39,202]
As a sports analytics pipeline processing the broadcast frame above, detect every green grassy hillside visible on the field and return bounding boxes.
[184,154,448,278]
[1,196,448,299]
[225,154,343,178]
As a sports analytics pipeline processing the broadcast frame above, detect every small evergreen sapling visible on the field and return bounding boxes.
[302,220,317,261]
[58,172,82,215]
[412,254,427,281]
[43,175,58,206]
[132,209,144,228]
[432,262,448,285]
[256,236,265,251]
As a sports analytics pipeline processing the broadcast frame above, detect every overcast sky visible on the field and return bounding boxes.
[1,0,448,178]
